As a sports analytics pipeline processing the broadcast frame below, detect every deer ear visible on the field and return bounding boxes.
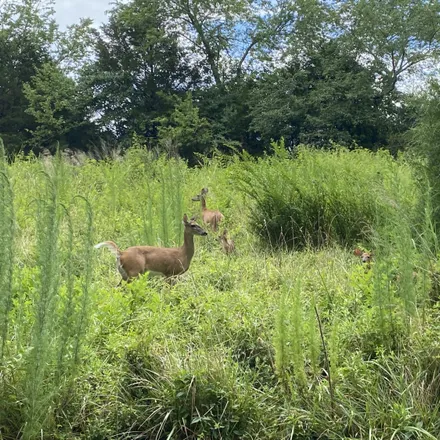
[190,215,198,222]
[182,214,189,224]
[202,187,208,194]
[353,248,363,256]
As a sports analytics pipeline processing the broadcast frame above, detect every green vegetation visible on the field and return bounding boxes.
[237,143,420,249]
[2,0,440,159]
[1,145,440,439]
[2,0,440,437]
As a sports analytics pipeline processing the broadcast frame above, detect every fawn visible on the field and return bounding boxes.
[219,229,235,255]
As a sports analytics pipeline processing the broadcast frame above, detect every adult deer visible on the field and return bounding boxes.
[95,214,207,282]
[192,187,224,232]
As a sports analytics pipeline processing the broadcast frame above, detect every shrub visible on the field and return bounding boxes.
[123,345,272,439]
[235,142,420,250]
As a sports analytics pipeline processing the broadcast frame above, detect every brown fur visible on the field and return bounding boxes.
[354,248,373,264]
[219,229,235,255]
[192,187,224,232]
[354,247,373,272]
[95,214,207,282]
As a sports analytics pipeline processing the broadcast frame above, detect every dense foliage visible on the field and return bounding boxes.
[410,82,440,224]
[1,145,440,438]
[2,1,440,438]
[1,0,440,160]
[237,143,420,249]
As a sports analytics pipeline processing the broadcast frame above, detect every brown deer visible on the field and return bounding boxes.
[192,187,224,231]
[95,214,207,282]
[354,247,373,272]
[219,229,235,255]
[354,248,373,264]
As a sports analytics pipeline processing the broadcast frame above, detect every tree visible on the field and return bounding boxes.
[249,41,406,149]
[0,0,55,153]
[195,79,258,154]
[80,0,200,144]
[163,0,312,85]
[410,81,440,222]
[156,93,215,163]
[338,0,440,97]
[0,0,98,154]
[23,62,98,152]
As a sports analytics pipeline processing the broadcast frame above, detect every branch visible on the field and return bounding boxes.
[186,7,222,86]
[236,34,260,74]
[236,11,295,75]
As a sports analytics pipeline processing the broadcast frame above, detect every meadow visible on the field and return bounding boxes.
[1,141,440,439]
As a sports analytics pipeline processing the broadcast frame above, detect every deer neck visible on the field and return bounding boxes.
[182,229,195,264]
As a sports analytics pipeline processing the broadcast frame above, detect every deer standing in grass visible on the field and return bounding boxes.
[94,214,207,282]
[192,187,224,232]
[219,229,235,255]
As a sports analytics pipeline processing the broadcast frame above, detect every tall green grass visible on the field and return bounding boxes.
[23,171,61,438]
[0,154,95,438]
[0,139,15,362]
[0,144,440,438]
[235,142,420,250]
[88,149,187,250]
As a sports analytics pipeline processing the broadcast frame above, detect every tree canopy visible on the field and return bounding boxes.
[1,0,439,160]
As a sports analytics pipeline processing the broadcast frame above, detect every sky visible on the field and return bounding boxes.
[54,0,110,29]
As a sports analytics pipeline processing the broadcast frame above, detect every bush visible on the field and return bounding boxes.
[235,142,421,250]
[122,345,272,439]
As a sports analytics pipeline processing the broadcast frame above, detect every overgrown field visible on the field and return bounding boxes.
[1,143,440,439]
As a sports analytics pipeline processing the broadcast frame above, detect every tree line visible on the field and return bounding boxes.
[1,0,440,162]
